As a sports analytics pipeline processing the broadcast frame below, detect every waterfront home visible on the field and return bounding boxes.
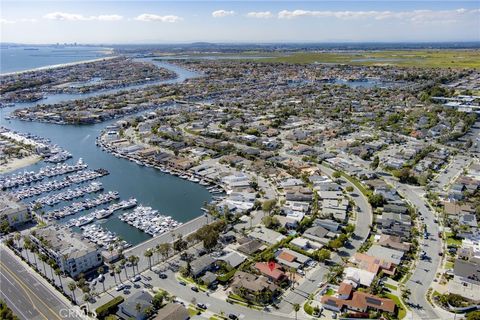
[117,290,153,320]
[30,225,102,278]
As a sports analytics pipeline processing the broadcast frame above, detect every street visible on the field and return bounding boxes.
[0,244,84,320]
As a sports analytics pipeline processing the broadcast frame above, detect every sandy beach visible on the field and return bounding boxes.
[0,155,42,174]
[0,55,118,77]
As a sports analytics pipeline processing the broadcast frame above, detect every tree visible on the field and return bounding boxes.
[262,199,277,213]
[370,156,380,170]
[466,311,480,320]
[152,292,164,309]
[316,249,331,262]
[345,186,354,193]
[98,266,105,292]
[293,303,300,320]
[262,215,280,229]
[120,259,128,279]
[144,249,153,270]
[173,236,187,254]
[115,266,122,283]
[54,268,63,289]
[68,282,77,303]
[332,171,341,179]
[158,243,171,262]
[203,231,219,252]
[368,193,385,208]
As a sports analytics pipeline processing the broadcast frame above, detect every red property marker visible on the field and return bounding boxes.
[268,261,275,272]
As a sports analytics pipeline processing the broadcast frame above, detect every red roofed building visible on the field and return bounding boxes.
[254,262,287,282]
[321,291,396,314]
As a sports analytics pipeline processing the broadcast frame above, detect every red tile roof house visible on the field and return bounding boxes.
[254,262,288,283]
[321,290,396,315]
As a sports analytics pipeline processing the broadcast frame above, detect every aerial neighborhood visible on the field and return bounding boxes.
[1,41,480,320]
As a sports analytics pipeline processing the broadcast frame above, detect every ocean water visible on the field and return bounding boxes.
[0,46,113,74]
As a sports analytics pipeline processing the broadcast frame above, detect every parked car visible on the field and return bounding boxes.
[130,275,141,282]
[191,286,199,292]
[196,303,207,310]
[159,273,168,279]
[228,314,238,319]
[179,281,186,286]
[116,284,126,291]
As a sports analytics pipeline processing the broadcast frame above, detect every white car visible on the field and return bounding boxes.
[116,284,126,291]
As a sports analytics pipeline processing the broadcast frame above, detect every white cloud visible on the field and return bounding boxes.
[246,11,273,19]
[212,10,235,18]
[277,8,480,24]
[134,14,183,23]
[43,12,123,21]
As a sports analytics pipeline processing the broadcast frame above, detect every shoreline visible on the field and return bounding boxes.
[0,55,118,76]
[0,155,42,174]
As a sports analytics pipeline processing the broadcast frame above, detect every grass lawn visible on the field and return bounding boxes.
[445,260,454,269]
[386,293,407,319]
[385,283,398,291]
[340,172,371,197]
[188,307,201,317]
[325,288,335,296]
[261,50,480,69]
[177,274,208,292]
[445,232,462,246]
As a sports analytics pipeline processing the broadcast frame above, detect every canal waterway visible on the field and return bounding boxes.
[0,59,211,245]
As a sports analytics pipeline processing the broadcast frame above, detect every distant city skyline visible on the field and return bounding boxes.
[1,1,479,43]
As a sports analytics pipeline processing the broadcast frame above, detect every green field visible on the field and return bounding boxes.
[261,50,480,68]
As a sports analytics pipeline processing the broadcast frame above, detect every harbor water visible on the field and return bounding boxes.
[0,59,211,245]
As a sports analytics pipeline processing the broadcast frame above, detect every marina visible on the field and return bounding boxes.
[30,181,104,208]
[46,190,120,219]
[0,158,87,189]
[10,169,109,200]
[66,197,137,227]
[80,224,129,250]
[119,205,182,236]
[0,59,212,246]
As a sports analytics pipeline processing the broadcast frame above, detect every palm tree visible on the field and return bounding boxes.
[109,264,117,284]
[39,253,48,279]
[54,268,63,289]
[31,245,38,268]
[68,282,77,303]
[98,266,105,292]
[13,232,21,248]
[144,249,153,270]
[155,244,161,263]
[115,266,122,283]
[22,236,31,264]
[120,258,128,279]
[293,303,300,320]
[83,293,91,314]
[47,258,56,281]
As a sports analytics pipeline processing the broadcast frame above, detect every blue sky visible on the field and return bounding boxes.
[1,1,479,43]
